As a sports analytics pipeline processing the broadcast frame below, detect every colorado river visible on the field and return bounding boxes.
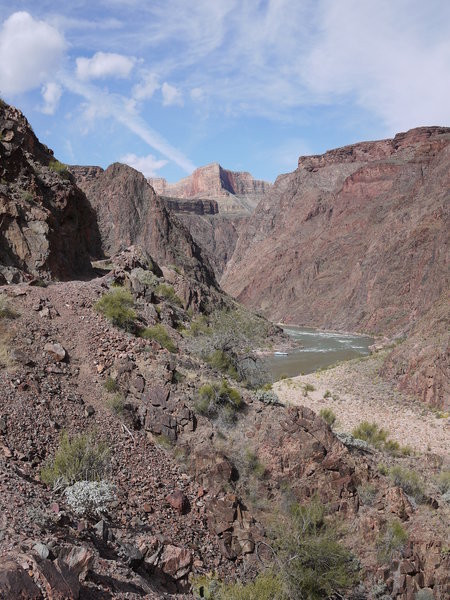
[266,325,374,380]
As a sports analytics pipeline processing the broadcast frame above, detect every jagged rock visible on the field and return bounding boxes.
[158,544,192,579]
[166,489,190,515]
[0,559,42,599]
[385,486,415,520]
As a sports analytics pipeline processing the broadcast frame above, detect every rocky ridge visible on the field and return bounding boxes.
[0,102,100,283]
[222,127,450,405]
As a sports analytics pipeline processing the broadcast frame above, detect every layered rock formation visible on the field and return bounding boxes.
[222,127,450,404]
[223,127,449,332]
[0,102,99,283]
[150,164,272,278]
[70,164,218,293]
[149,163,271,214]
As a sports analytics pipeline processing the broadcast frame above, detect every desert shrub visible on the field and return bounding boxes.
[352,421,389,449]
[207,349,239,379]
[64,480,116,516]
[303,383,315,396]
[194,379,242,424]
[154,433,173,449]
[275,498,359,600]
[139,324,177,352]
[323,389,332,399]
[155,283,182,307]
[216,572,286,599]
[49,159,69,178]
[0,294,17,319]
[414,590,434,600]
[188,307,273,387]
[245,449,266,479]
[106,393,124,415]
[95,287,136,331]
[255,389,279,405]
[319,408,336,426]
[40,432,109,490]
[378,464,388,476]
[388,466,426,503]
[104,376,118,393]
[358,483,377,506]
[377,520,408,562]
[436,469,450,494]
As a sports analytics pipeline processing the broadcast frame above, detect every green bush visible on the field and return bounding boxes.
[216,572,286,599]
[377,520,408,562]
[104,376,118,393]
[352,421,388,449]
[155,283,182,307]
[275,498,359,600]
[358,483,377,506]
[436,470,450,494]
[245,449,266,479]
[0,295,17,319]
[40,432,109,489]
[319,408,336,426]
[388,466,426,503]
[323,389,332,399]
[139,324,177,352]
[49,159,70,178]
[207,349,239,379]
[95,287,136,331]
[303,383,315,396]
[106,393,124,415]
[194,379,242,423]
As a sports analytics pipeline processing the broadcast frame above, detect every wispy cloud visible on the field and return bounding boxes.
[61,74,196,173]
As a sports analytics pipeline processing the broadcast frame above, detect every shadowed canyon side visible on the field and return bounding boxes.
[149,164,272,278]
[0,103,100,283]
[70,164,218,291]
[221,127,450,406]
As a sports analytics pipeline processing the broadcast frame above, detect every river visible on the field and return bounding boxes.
[265,325,374,380]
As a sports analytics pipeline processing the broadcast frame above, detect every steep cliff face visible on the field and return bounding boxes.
[0,103,98,282]
[70,163,218,290]
[222,127,449,333]
[221,127,450,404]
[149,163,272,214]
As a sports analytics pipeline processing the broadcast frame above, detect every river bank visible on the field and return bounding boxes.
[275,350,449,459]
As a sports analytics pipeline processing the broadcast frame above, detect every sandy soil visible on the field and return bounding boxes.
[275,351,450,460]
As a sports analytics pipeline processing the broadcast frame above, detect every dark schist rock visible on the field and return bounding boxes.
[0,103,101,283]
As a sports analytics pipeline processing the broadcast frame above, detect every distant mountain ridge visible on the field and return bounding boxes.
[149,162,272,214]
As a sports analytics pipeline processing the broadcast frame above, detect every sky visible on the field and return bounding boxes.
[0,1,449,183]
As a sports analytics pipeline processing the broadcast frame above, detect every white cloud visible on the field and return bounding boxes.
[41,82,62,114]
[76,51,135,80]
[132,72,159,101]
[0,12,66,95]
[190,87,205,102]
[161,82,183,106]
[302,0,450,132]
[120,153,168,177]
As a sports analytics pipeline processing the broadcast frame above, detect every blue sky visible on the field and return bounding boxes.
[0,1,449,183]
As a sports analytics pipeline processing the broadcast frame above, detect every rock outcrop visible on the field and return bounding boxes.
[0,102,99,282]
[70,164,218,291]
[150,165,272,278]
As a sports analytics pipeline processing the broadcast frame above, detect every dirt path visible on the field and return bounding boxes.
[275,352,450,460]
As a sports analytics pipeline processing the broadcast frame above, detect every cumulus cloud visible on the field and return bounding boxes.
[41,82,62,114]
[161,82,183,106]
[0,12,66,95]
[120,153,168,177]
[132,72,159,101]
[76,51,135,80]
